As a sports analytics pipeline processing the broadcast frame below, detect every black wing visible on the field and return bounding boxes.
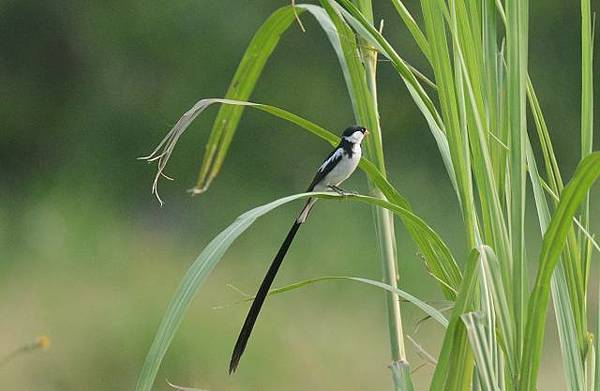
[306,147,343,191]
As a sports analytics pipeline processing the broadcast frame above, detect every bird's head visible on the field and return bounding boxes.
[341,125,369,144]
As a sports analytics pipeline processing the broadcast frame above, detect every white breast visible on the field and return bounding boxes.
[315,144,361,191]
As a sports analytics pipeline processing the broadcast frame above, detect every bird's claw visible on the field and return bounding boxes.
[328,185,357,197]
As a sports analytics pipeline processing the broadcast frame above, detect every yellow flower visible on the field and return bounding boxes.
[36,335,51,350]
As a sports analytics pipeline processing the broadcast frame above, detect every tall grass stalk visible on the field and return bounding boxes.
[352,0,408,367]
[137,1,598,390]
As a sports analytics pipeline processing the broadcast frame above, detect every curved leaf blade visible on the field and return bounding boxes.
[136,190,459,391]
[195,5,303,193]
[232,275,449,327]
[135,192,322,391]
[520,152,600,390]
[142,98,462,297]
[430,248,480,391]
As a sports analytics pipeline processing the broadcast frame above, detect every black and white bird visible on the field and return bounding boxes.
[229,125,369,373]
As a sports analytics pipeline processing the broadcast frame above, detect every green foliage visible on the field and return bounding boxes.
[138,0,597,390]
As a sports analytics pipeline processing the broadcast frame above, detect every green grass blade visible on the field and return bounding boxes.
[322,0,409,368]
[142,97,462,297]
[135,192,326,391]
[506,0,529,356]
[526,68,588,363]
[331,0,461,198]
[527,140,585,391]
[461,312,501,391]
[193,6,302,194]
[192,3,372,194]
[234,275,449,327]
[580,0,594,294]
[521,152,600,390]
[389,0,431,60]
[430,249,480,391]
[448,0,511,274]
[580,0,594,160]
[420,0,479,249]
[479,245,516,381]
[135,190,458,391]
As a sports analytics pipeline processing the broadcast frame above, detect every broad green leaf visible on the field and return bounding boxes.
[521,152,600,390]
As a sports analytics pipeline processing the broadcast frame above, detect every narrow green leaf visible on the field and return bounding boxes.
[194,6,303,193]
[192,3,373,193]
[521,152,600,390]
[478,245,516,380]
[233,275,449,327]
[527,138,585,391]
[142,97,462,297]
[389,0,431,60]
[320,0,407,366]
[506,0,529,354]
[580,0,594,297]
[461,312,501,391]
[135,190,458,391]
[135,192,320,391]
[430,249,480,391]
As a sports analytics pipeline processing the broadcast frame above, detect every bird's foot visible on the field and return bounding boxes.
[328,185,357,196]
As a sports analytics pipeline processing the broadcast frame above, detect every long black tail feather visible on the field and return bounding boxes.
[228,199,314,374]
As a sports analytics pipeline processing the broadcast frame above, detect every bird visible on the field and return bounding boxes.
[229,125,369,374]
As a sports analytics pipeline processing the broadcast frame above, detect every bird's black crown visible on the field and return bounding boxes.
[342,125,367,137]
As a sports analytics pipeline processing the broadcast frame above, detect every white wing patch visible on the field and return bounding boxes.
[318,148,343,172]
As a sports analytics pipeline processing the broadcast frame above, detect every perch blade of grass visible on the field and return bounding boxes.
[135,190,460,391]
[134,192,340,391]
[506,0,529,356]
[144,96,462,296]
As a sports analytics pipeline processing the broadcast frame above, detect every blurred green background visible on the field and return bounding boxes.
[1,1,598,390]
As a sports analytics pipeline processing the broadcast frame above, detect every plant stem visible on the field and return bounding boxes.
[356,0,407,364]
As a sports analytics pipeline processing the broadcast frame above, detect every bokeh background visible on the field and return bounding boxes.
[1,1,598,390]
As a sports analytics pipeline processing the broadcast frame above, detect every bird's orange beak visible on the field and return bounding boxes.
[364,129,370,135]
